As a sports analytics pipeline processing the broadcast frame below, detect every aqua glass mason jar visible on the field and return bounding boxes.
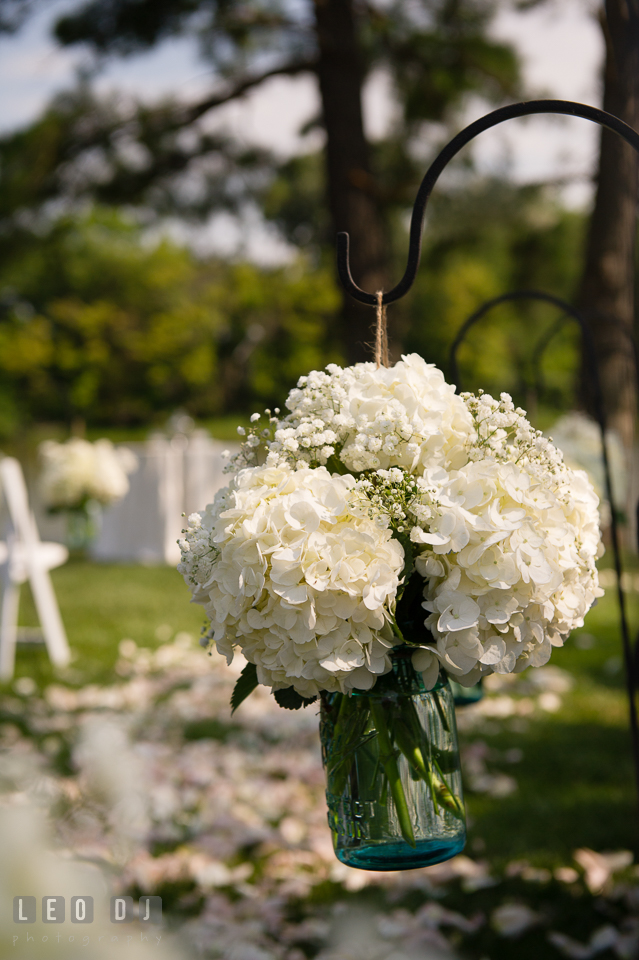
[450,678,484,708]
[319,648,466,871]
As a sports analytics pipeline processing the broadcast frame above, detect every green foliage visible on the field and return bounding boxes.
[0,189,587,435]
[0,182,587,437]
[230,661,259,714]
[273,687,318,710]
[369,0,521,125]
[262,167,587,426]
[401,180,586,421]
[213,257,341,412]
[0,209,341,433]
[0,209,225,426]
[0,0,547,406]
[0,80,269,227]
[0,1,522,233]
[394,571,433,647]
[262,153,328,249]
[0,5,587,434]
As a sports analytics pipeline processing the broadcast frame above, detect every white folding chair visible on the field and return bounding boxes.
[0,457,70,680]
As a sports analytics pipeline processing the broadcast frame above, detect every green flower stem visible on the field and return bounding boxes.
[392,717,440,817]
[328,694,368,797]
[380,775,388,805]
[392,700,462,821]
[432,756,464,819]
[368,698,416,848]
[390,615,406,644]
[432,688,450,733]
[400,698,441,801]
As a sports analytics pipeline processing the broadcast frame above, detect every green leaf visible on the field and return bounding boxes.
[325,452,349,475]
[390,615,406,644]
[394,569,434,646]
[230,661,259,714]
[432,746,459,775]
[273,687,318,710]
[393,529,415,585]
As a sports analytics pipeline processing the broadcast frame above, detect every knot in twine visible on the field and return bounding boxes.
[374,290,389,368]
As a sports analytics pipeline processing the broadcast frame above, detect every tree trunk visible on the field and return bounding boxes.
[313,0,388,364]
[576,0,639,450]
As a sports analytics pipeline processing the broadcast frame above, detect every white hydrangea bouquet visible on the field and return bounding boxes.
[178,355,603,860]
[39,438,137,548]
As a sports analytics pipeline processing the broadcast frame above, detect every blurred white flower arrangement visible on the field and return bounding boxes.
[39,438,137,550]
[39,438,138,512]
[546,411,627,527]
[178,355,604,705]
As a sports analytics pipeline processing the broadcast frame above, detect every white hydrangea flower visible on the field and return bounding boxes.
[178,464,405,697]
[39,438,137,509]
[408,394,604,686]
[184,365,604,698]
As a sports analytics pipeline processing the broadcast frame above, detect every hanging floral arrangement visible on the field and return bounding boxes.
[178,355,603,870]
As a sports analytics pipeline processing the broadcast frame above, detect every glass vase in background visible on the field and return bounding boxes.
[65,499,102,554]
[320,648,466,871]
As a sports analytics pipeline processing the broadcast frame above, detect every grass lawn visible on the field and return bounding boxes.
[11,559,206,688]
[464,586,639,867]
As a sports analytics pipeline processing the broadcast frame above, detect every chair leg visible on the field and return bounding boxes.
[0,578,20,681]
[28,561,70,669]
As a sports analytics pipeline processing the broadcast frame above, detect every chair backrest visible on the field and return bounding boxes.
[0,457,40,548]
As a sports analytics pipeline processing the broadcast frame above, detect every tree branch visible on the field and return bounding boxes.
[175,57,318,129]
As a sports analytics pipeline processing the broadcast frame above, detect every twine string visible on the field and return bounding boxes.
[375,290,389,368]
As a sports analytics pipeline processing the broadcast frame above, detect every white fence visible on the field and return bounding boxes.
[88,433,234,565]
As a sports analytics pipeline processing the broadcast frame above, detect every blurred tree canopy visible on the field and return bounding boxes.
[0,0,521,363]
[404,180,584,414]
[0,189,585,435]
[0,210,339,433]
[0,0,613,438]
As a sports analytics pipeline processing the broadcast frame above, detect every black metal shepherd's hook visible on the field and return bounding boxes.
[336,99,639,813]
[338,99,639,304]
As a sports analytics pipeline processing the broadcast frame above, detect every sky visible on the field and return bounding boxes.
[0,0,603,261]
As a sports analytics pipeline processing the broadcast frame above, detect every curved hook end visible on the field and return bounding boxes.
[336,231,377,306]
